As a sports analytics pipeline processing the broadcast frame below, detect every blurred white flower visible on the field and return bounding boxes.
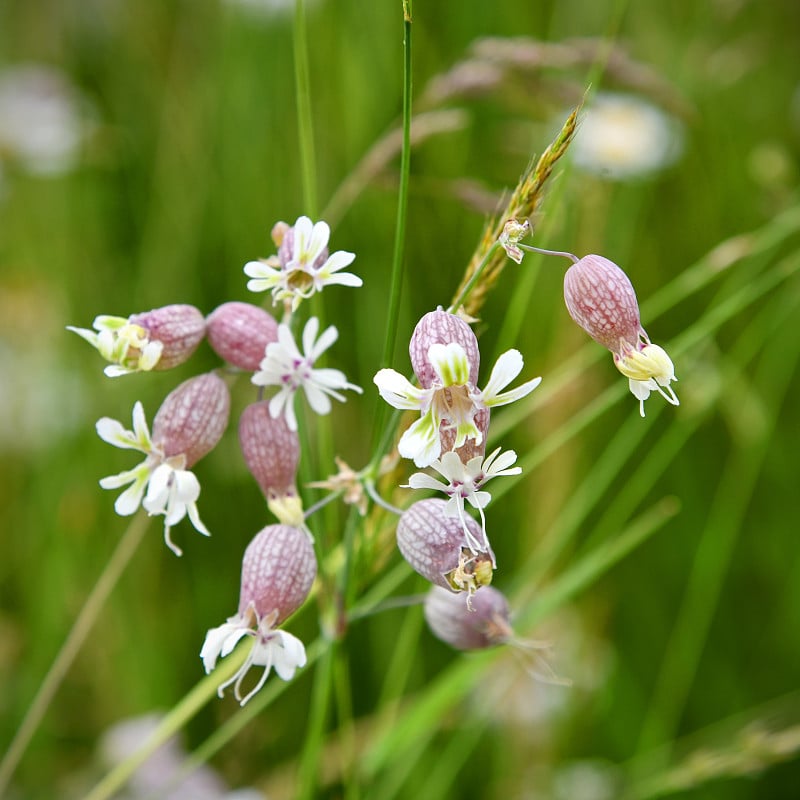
[571,93,683,180]
[0,64,92,176]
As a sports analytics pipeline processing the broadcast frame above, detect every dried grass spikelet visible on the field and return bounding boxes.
[450,101,582,318]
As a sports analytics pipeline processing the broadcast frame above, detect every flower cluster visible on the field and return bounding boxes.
[70,215,363,704]
[375,308,540,596]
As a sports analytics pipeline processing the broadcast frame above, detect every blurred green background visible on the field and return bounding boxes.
[2,0,800,798]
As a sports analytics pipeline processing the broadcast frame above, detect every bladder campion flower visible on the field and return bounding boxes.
[252,316,362,431]
[499,218,531,264]
[68,304,206,377]
[405,447,521,540]
[563,254,679,416]
[374,310,540,467]
[244,215,362,310]
[200,524,317,706]
[206,301,279,372]
[96,373,230,555]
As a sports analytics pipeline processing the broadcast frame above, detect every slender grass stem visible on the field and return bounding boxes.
[0,512,150,796]
[446,241,502,314]
[294,0,317,218]
[370,1,413,454]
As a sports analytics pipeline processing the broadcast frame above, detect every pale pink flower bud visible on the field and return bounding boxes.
[238,524,317,626]
[409,308,480,388]
[206,301,279,372]
[239,401,303,525]
[396,498,494,594]
[424,584,512,650]
[128,304,206,370]
[152,372,231,468]
[563,254,643,355]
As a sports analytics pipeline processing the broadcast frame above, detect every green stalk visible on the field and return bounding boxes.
[446,241,502,314]
[0,512,150,796]
[294,0,317,217]
[370,0,413,455]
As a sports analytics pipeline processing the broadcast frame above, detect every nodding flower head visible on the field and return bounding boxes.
[96,373,230,556]
[68,304,206,377]
[200,524,317,705]
[563,254,679,417]
[238,400,303,526]
[206,302,279,372]
[374,310,540,467]
[424,584,512,650]
[244,215,362,311]
[396,498,495,595]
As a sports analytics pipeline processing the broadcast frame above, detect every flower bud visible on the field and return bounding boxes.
[239,401,303,525]
[563,255,643,354]
[152,372,231,468]
[409,308,480,388]
[206,301,279,372]
[239,524,317,626]
[128,304,206,370]
[396,498,494,593]
[424,584,512,650]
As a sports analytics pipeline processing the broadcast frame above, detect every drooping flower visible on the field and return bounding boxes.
[244,215,362,310]
[396,498,495,594]
[405,447,521,540]
[375,334,540,467]
[563,254,679,416]
[97,373,230,555]
[252,316,362,431]
[201,524,317,706]
[68,304,206,377]
[239,400,304,526]
[206,301,279,372]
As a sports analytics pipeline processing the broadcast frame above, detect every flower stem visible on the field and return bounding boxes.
[519,243,579,263]
[294,0,318,217]
[0,512,150,796]
[446,240,502,313]
[370,1,413,453]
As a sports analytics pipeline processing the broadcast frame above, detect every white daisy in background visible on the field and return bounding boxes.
[374,344,541,468]
[406,448,521,551]
[244,215,362,311]
[96,401,209,555]
[252,316,362,431]
[571,92,683,180]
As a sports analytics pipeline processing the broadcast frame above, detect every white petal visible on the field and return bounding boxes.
[95,417,133,447]
[112,474,149,516]
[317,271,363,289]
[244,260,279,279]
[466,489,492,510]
[427,342,470,387]
[301,316,320,356]
[200,620,248,673]
[398,410,442,467]
[318,249,356,274]
[437,450,468,482]
[481,349,523,397]
[269,630,307,680]
[305,220,331,261]
[103,365,134,378]
[303,382,334,415]
[405,472,448,492]
[373,369,429,410]
[308,323,338,361]
[66,325,99,346]
[143,463,173,514]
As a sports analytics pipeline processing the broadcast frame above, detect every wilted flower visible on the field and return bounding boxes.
[201,524,317,706]
[424,584,512,650]
[206,301,279,372]
[239,401,303,526]
[97,373,230,555]
[252,316,362,431]
[375,310,540,467]
[68,304,205,377]
[396,498,494,594]
[406,447,521,539]
[499,218,531,264]
[563,254,679,416]
[244,215,362,310]
[571,92,683,180]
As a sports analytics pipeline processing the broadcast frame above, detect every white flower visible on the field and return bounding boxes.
[252,316,362,431]
[374,344,541,467]
[244,216,361,310]
[571,92,683,181]
[96,401,209,555]
[406,448,521,551]
[200,606,307,706]
[67,315,163,377]
[614,342,679,417]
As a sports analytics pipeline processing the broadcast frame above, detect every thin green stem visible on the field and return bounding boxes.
[446,241,502,314]
[370,1,413,452]
[0,512,150,796]
[294,0,317,217]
